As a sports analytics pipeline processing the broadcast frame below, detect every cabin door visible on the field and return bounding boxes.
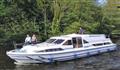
[72,37,82,48]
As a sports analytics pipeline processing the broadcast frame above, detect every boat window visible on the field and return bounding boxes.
[72,37,82,48]
[54,39,64,44]
[83,40,88,43]
[46,39,56,43]
[34,50,45,52]
[63,40,72,45]
[35,48,63,52]
[78,38,82,45]
[93,43,103,46]
[45,48,63,52]
[104,42,111,45]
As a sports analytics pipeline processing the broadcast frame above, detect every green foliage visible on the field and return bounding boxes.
[0,0,13,16]
[64,22,81,34]
[0,28,5,38]
[0,0,119,46]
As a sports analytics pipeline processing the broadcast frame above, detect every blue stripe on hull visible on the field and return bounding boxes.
[44,46,116,62]
[53,47,116,61]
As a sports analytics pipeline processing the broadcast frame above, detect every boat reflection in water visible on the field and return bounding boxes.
[6,34,117,64]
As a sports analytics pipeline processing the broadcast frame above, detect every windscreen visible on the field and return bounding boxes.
[54,39,64,44]
[46,39,56,43]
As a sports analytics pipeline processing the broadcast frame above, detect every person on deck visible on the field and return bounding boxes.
[31,34,37,44]
[79,27,84,34]
[25,34,31,45]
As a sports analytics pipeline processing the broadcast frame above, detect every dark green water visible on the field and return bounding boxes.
[0,39,120,70]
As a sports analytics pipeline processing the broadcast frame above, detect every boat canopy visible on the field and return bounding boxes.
[46,33,108,43]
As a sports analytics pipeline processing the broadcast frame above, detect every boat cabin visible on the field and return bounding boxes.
[20,33,112,53]
[45,34,112,49]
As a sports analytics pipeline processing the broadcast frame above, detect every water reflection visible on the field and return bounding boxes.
[0,47,15,70]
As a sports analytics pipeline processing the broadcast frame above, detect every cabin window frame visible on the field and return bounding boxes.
[104,42,111,45]
[93,42,111,46]
[83,39,89,44]
[72,37,83,48]
[35,48,63,52]
[93,43,104,46]
[63,40,72,45]
[46,39,56,43]
[54,39,64,44]
[45,48,63,52]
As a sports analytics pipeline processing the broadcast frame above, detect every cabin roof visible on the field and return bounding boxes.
[50,33,106,42]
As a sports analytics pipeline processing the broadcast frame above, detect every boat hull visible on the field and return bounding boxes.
[7,45,117,64]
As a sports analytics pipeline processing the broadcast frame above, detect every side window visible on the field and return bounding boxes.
[93,43,103,46]
[83,40,88,43]
[104,42,111,45]
[63,40,72,45]
[54,39,64,44]
[46,39,56,43]
[45,48,63,52]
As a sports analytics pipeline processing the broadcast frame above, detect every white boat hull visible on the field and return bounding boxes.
[7,45,116,64]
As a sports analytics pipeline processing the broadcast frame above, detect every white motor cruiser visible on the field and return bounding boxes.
[6,34,117,64]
